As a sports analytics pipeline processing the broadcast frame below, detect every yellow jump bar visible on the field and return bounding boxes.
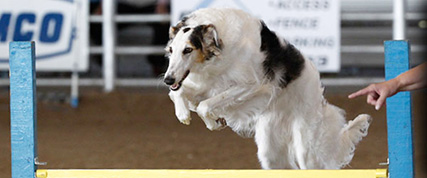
[37,169,387,178]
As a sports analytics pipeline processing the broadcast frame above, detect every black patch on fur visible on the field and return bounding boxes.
[189,25,204,50]
[183,27,191,33]
[260,21,305,88]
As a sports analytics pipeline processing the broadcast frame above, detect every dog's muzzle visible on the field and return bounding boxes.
[164,70,190,91]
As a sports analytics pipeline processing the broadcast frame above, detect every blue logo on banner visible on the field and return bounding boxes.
[0,0,75,62]
[0,13,63,43]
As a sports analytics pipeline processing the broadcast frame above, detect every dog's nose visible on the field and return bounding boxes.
[164,76,175,85]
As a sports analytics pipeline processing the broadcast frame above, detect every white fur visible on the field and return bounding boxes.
[164,8,371,169]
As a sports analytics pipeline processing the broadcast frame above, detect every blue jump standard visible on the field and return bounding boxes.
[384,40,415,178]
[10,42,38,178]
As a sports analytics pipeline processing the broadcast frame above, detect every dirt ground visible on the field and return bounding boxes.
[0,87,426,177]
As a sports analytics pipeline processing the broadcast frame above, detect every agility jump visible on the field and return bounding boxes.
[10,40,414,177]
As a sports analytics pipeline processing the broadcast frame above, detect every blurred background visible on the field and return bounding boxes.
[0,0,426,177]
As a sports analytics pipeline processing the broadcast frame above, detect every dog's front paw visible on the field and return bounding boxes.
[214,118,227,130]
[205,119,227,131]
[176,108,192,125]
[196,101,214,119]
[196,102,226,131]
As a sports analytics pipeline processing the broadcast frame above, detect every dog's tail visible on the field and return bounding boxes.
[338,114,372,167]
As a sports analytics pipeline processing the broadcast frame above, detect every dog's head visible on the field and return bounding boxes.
[163,23,222,91]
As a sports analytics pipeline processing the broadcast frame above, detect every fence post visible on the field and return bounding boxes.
[103,0,116,92]
[384,40,414,178]
[9,41,38,178]
[393,0,407,40]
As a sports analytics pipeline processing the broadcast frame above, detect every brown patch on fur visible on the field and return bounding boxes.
[194,49,206,63]
[194,47,206,63]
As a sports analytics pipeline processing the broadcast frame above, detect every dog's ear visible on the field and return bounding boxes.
[202,24,221,49]
[169,18,188,39]
[200,24,222,58]
[169,26,179,39]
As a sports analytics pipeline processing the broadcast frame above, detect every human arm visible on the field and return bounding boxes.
[348,62,426,110]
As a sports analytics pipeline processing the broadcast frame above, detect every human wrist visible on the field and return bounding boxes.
[392,75,406,91]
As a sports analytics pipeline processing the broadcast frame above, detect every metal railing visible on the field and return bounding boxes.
[94,0,426,90]
[90,14,171,23]
[1,0,426,89]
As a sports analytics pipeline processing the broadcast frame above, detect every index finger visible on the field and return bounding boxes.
[348,87,372,99]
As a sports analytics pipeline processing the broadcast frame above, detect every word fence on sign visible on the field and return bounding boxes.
[172,0,341,72]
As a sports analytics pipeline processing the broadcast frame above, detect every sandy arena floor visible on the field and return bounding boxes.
[0,87,425,177]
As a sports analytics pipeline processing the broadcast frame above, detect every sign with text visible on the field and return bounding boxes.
[172,0,340,72]
[0,0,89,71]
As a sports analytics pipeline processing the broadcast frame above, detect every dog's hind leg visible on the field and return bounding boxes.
[291,119,307,169]
[254,118,290,169]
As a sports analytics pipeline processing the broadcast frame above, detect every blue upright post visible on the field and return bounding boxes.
[9,42,38,178]
[384,40,414,178]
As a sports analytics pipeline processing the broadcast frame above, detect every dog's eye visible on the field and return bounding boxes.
[169,47,173,53]
[183,48,193,54]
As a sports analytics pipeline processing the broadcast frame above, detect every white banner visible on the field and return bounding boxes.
[0,0,89,71]
[172,0,340,72]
